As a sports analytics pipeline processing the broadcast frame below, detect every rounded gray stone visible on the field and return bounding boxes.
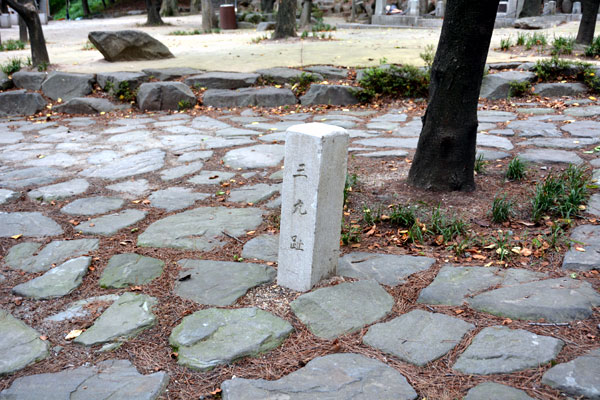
[0,91,47,117]
[174,259,276,306]
[0,166,64,189]
[338,252,435,286]
[27,179,90,201]
[563,105,600,117]
[453,326,564,375]
[74,292,157,346]
[148,187,209,211]
[184,72,260,89]
[78,209,147,236]
[519,149,583,165]
[89,30,174,61]
[0,189,18,205]
[479,71,536,99]
[221,353,417,400]
[100,253,165,289]
[242,234,279,262]
[465,382,536,400]
[4,239,99,273]
[290,280,394,340]
[11,71,47,90]
[80,149,165,180]
[137,206,263,251]
[542,348,600,399]
[0,310,49,375]
[300,84,361,106]
[468,277,600,322]
[12,256,91,299]
[41,72,95,101]
[228,183,280,204]
[54,97,123,114]
[61,196,124,216]
[363,309,474,366]
[188,170,236,185]
[203,87,297,108]
[0,212,63,237]
[169,308,292,371]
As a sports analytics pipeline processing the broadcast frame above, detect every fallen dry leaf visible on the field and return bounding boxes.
[65,329,84,340]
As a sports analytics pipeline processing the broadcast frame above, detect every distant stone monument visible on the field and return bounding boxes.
[435,0,445,17]
[277,123,349,292]
[572,1,582,14]
[407,0,419,16]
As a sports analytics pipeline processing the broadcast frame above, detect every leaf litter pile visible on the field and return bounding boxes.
[0,95,599,400]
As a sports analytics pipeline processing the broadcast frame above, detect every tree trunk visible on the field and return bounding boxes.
[273,0,296,39]
[19,16,28,42]
[261,0,275,12]
[408,0,500,192]
[419,0,427,14]
[190,0,200,14]
[519,0,541,17]
[1,0,9,13]
[576,0,600,45]
[145,0,164,25]
[201,0,213,31]
[300,0,311,27]
[81,0,90,16]
[4,0,49,66]
[160,0,178,16]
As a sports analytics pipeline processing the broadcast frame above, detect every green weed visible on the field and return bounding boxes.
[551,36,575,56]
[491,194,514,223]
[419,44,435,70]
[506,157,527,181]
[474,154,488,174]
[516,32,527,46]
[1,57,24,75]
[290,72,320,95]
[356,61,429,102]
[500,37,512,51]
[584,36,600,57]
[341,224,361,245]
[508,80,532,97]
[81,40,96,50]
[0,39,26,52]
[344,173,358,206]
[429,205,468,243]
[252,34,270,44]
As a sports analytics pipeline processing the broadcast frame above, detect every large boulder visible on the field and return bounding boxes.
[202,87,297,107]
[479,71,536,100]
[184,72,260,89]
[55,97,125,114]
[88,30,174,62]
[0,90,46,117]
[11,71,47,90]
[137,82,197,111]
[533,82,588,97]
[0,70,13,90]
[300,84,361,105]
[96,71,148,92]
[41,72,96,101]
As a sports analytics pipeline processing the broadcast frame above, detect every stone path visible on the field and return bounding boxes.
[0,98,599,399]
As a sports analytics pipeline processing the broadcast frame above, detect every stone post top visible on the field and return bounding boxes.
[287,122,348,138]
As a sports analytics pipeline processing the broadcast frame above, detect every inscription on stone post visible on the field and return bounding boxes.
[277,123,349,292]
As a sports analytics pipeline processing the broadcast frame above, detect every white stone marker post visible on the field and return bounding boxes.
[277,123,349,292]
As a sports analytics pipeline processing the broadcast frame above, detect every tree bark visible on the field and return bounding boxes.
[190,0,200,14]
[576,0,600,45]
[300,0,311,27]
[519,0,541,17]
[145,0,164,25]
[201,0,213,31]
[160,0,178,16]
[1,0,9,13]
[261,0,275,12]
[4,0,49,66]
[272,0,296,39]
[408,0,500,192]
[81,0,90,16]
[18,16,28,42]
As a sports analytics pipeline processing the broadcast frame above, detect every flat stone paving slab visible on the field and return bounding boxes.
[80,149,165,180]
[0,212,63,237]
[188,170,236,185]
[241,233,278,262]
[148,187,209,211]
[27,178,90,201]
[74,292,157,346]
[468,277,600,322]
[174,259,275,306]
[137,206,263,251]
[61,196,124,215]
[221,353,418,400]
[169,308,292,371]
[12,256,90,299]
[519,149,584,165]
[78,209,146,236]
[223,144,285,169]
[453,326,564,375]
[0,309,49,375]
[589,193,600,218]
[4,239,99,273]
[0,359,169,400]
[363,309,474,366]
[508,120,561,137]
[560,120,600,137]
[542,348,600,399]
[563,225,600,271]
[338,252,435,286]
[290,280,394,339]
[417,265,544,306]
[465,382,536,400]
[563,105,600,117]
[228,183,280,204]
[0,189,18,205]
[45,294,119,322]
[100,253,165,289]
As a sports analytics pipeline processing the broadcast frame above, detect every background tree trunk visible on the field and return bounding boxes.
[261,0,275,12]
[190,0,200,14]
[1,0,9,13]
[201,0,213,31]
[81,0,90,16]
[145,0,164,25]
[4,0,49,66]
[272,0,296,39]
[300,0,311,27]
[576,0,600,45]
[18,16,28,42]
[408,0,500,192]
[519,0,541,17]
[160,0,178,16]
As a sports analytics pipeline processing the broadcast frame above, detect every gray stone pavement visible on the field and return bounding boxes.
[0,97,599,398]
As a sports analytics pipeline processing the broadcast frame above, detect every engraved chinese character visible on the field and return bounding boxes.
[293,163,308,178]
[292,199,308,215]
[290,235,304,251]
